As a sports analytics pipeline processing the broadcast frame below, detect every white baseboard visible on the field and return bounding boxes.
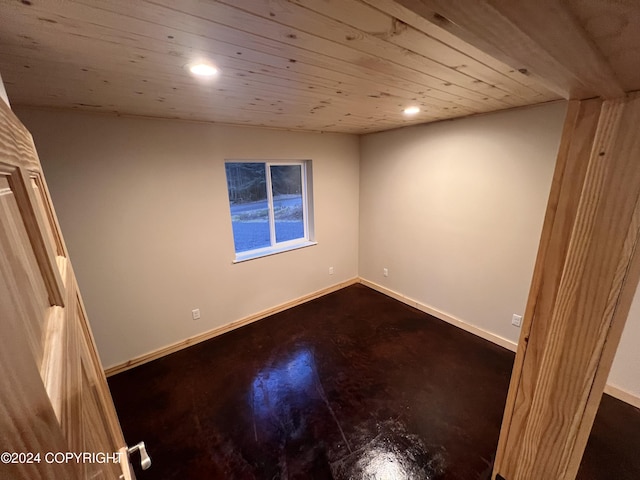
[104,277,359,376]
[358,277,640,409]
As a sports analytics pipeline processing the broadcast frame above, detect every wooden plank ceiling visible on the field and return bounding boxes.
[0,0,636,134]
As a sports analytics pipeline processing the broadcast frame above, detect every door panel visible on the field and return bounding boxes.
[76,290,125,450]
[0,100,132,479]
[0,201,79,480]
[29,173,66,257]
[7,166,65,306]
[81,363,122,479]
[0,171,51,365]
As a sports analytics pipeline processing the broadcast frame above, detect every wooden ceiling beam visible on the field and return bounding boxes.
[393,0,625,99]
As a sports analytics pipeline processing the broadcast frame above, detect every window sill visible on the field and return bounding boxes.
[232,241,317,263]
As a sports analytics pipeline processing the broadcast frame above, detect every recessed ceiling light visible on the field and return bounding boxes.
[189,63,219,77]
[403,106,420,115]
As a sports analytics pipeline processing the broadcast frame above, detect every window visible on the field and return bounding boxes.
[225,161,314,261]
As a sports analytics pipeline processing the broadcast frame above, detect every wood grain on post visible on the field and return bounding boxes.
[494,94,640,479]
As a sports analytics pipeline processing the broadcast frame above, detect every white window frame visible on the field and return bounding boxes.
[226,160,315,263]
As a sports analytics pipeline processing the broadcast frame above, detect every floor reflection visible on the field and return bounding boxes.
[250,347,319,444]
[250,348,446,479]
[251,348,315,420]
[361,446,409,479]
[332,419,446,480]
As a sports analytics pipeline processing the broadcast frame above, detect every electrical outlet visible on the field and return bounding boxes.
[512,314,522,327]
[192,308,201,320]
[329,266,334,275]
[383,268,389,277]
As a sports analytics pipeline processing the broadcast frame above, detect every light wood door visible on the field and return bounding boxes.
[0,101,132,479]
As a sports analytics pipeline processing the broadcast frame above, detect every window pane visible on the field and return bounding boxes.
[225,163,270,253]
[270,165,304,243]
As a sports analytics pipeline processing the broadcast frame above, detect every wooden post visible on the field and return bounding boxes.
[494,93,640,479]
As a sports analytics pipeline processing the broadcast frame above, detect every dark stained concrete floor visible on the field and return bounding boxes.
[108,284,640,479]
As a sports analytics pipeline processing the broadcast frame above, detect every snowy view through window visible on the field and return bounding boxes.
[225,162,306,254]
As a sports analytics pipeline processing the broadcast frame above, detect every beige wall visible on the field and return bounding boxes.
[359,102,640,399]
[16,107,360,369]
[0,72,10,107]
[15,103,640,401]
[610,297,640,399]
